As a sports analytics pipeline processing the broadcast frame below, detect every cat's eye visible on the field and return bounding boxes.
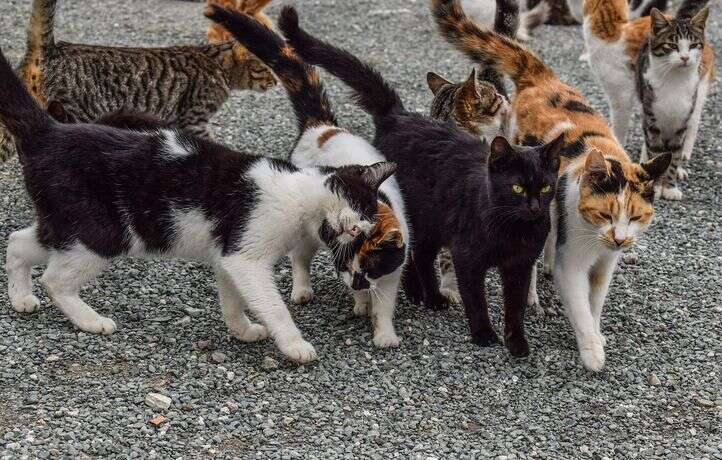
[690,43,700,49]
[630,215,641,222]
[599,212,612,221]
[668,43,678,51]
[512,184,524,194]
[541,185,552,194]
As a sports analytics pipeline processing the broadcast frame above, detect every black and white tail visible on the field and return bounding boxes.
[204,5,337,133]
[278,6,405,123]
[0,50,53,154]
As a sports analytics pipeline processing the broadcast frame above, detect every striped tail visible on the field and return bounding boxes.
[204,4,337,132]
[278,6,405,123]
[431,0,554,91]
[25,0,57,56]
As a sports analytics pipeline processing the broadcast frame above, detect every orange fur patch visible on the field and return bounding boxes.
[584,0,629,42]
[317,128,344,148]
[358,203,403,261]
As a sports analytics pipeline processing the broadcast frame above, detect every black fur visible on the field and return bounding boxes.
[555,173,568,247]
[676,0,710,19]
[280,9,564,357]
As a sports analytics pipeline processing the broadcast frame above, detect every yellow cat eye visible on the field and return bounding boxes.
[512,184,524,194]
[541,185,552,194]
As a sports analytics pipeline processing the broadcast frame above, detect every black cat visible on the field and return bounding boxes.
[279,7,563,356]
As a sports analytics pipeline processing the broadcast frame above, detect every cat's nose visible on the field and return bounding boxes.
[680,55,690,64]
[346,225,361,237]
[613,237,626,247]
[528,198,540,213]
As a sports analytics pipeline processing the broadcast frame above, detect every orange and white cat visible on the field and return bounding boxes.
[432,0,671,371]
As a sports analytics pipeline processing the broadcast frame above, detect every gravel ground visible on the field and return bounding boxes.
[1,0,721,458]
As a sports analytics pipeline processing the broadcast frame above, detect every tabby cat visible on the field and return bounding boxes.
[0,48,395,364]
[280,6,566,358]
[432,0,671,371]
[584,0,714,200]
[13,0,276,140]
[205,5,408,347]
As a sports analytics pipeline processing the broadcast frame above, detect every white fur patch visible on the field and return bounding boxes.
[169,207,220,260]
[162,130,194,159]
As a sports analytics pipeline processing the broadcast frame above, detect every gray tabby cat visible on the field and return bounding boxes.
[636,6,713,200]
[1,0,276,161]
[426,0,517,302]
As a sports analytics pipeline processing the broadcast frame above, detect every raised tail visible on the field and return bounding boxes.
[0,49,53,152]
[25,0,57,56]
[204,5,337,132]
[278,6,405,122]
[676,0,709,18]
[431,0,554,91]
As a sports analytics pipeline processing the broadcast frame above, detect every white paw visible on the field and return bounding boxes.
[579,52,590,62]
[78,316,117,335]
[439,286,462,304]
[11,294,40,313]
[278,338,317,364]
[373,331,401,348]
[676,167,689,181]
[353,300,370,317]
[661,186,683,201]
[291,286,314,305]
[527,288,540,308]
[579,342,606,372]
[599,334,607,347]
[542,262,553,276]
[231,323,268,342]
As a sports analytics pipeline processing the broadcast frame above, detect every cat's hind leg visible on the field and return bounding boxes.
[289,239,317,305]
[6,226,48,313]
[221,257,317,363]
[437,248,461,304]
[40,246,116,334]
[369,271,402,348]
[216,268,268,342]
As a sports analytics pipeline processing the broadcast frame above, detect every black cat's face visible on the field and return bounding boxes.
[487,136,563,222]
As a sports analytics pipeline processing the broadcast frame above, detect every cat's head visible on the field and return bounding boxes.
[339,203,406,291]
[320,162,397,245]
[649,7,709,69]
[427,68,509,140]
[486,135,564,222]
[577,149,671,249]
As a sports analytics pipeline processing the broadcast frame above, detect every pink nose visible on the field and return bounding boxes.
[347,226,361,237]
[681,55,690,63]
[614,238,626,247]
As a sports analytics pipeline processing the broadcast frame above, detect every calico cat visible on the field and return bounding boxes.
[460,0,550,42]
[204,5,408,347]
[13,0,276,141]
[0,49,396,364]
[279,6,565,358]
[583,0,713,201]
[432,0,671,371]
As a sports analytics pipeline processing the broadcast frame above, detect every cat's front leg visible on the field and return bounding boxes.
[437,248,461,304]
[554,253,605,372]
[289,239,318,305]
[401,257,424,305]
[215,268,268,342]
[220,256,317,363]
[500,263,533,357]
[369,271,402,348]
[588,253,619,348]
[660,153,684,201]
[452,252,498,346]
[352,290,371,317]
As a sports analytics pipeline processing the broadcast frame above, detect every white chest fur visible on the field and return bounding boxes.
[645,66,700,135]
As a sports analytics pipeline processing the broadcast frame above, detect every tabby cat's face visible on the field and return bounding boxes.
[577,150,671,250]
[427,69,509,140]
[649,7,708,69]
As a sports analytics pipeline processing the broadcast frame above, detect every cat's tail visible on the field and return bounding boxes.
[517,1,550,41]
[431,0,554,91]
[278,6,405,123]
[204,5,337,132]
[676,0,709,18]
[26,0,57,55]
[0,49,53,151]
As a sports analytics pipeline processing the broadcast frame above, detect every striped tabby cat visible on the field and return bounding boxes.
[7,0,276,148]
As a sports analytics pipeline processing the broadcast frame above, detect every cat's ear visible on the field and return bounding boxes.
[459,68,478,100]
[584,149,609,181]
[650,8,672,35]
[640,153,672,181]
[543,134,565,172]
[690,6,710,31]
[488,136,515,171]
[361,161,397,191]
[426,72,451,95]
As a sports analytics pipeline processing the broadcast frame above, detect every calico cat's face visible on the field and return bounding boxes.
[487,136,563,222]
[341,203,406,290]
[649,7,709,69]
[577,150,671,249]
[427,68,509,140]
[321,162,397,245]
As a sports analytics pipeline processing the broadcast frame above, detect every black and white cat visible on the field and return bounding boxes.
[205,5,409,348]
[0,50,395,364]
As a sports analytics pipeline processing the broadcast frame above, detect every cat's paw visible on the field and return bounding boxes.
[373,331,401,348]
[542,262,554,276]
[471,329,501,347]
[527,288,540,309]
[78,316,117,335]
[439,286,462,304]
[676,167,689,181]
[578,51,590,62]
[424,293,451,311]
[11,294,40,313]
[599,333,607,347]
[231,323,268,342]
[278,338,317,364]
[579,342,606,372]
[353,299,370,317]
[291,285,314,305]
[661,186,683,201]
[506,335,530,358]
